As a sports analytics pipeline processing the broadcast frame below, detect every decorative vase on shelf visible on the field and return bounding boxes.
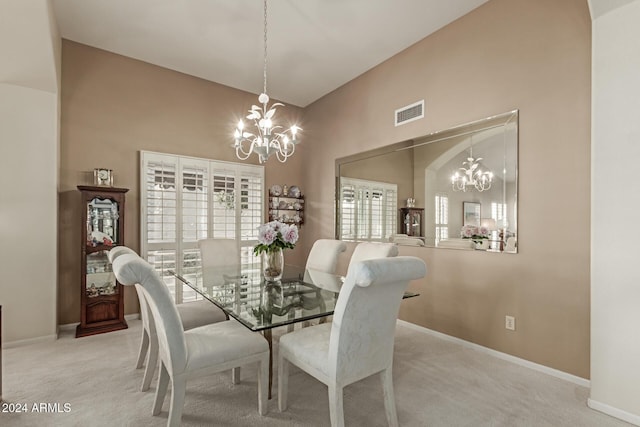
[262,248,284,282]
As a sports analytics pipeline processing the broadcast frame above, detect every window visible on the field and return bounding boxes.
[140,151,264,304]
[339,177,397,242]
[435,193,449,243]
[491,202,507,224]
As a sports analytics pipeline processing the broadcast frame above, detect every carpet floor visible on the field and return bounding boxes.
[1,320,631,426]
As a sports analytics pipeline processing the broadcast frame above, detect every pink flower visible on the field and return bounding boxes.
[461,225,477,238]
[258,224,277,245]
[282,224,299,244]
[479,226,489,237]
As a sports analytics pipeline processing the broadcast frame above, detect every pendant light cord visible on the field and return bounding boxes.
[263,0,268,95]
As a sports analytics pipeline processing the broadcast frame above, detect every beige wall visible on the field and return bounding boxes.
[59,0,591,379]
[0,0,60,345]
[59,41,306,325]
[302,0,591,378]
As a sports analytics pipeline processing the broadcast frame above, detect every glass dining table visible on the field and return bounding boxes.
[170,264,419,398]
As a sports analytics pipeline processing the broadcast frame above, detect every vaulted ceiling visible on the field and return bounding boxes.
[51,0,488,107]
[2,1,632,106]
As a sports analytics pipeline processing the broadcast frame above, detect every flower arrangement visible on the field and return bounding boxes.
[253,220,299,255]
[460,224,490,243]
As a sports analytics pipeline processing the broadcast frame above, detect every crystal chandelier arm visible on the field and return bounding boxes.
[237,133,263,159]
[235,142,254,160]
[274,140,295,163]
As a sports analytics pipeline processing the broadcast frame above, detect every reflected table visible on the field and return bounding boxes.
[170,265,419,398]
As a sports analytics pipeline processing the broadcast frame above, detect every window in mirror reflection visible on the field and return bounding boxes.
[339,178,397,242]
[434,193,449,244]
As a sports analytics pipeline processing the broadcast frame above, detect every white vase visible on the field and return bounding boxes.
[262,248,284,282]
[474,240,488,250]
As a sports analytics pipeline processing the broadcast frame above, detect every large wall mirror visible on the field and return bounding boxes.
[335,110,518,253]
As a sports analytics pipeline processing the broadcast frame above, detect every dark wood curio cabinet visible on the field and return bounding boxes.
[399,207,424,237]
[76,186,129,338]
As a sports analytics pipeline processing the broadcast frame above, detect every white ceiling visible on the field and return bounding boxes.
[51,0,488,107]
[588,0,636,18]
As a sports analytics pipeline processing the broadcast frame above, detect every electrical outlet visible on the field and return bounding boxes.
[505,315,516,331]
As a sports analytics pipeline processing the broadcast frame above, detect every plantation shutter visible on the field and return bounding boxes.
[142,154,180,300]
[339,177,397,242]
[211,168,237,239]
[179,159,209,302]
[141,151,264,304]
[340,183,356,240]
[435,193,449,244]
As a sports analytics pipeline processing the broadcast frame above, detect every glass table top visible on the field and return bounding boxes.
[171,264,418,332]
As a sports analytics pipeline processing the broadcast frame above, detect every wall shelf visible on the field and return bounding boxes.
[268,191,304,226]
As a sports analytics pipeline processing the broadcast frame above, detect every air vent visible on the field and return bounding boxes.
[395,100,424,126]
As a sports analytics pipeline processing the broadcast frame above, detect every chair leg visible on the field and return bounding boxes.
[328,383,345,427]
[277,354,289,412]
[167,375,186,427]
[231,367,241,384]
[136,329,149,369]
[141,335,159,391]
[380,368,399,427]
[258,355,268,415]
[153,362,170,416]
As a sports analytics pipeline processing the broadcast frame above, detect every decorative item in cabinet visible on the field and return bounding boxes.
[76,185,129,338]
[399,207,424,237]
[268,185,304,226]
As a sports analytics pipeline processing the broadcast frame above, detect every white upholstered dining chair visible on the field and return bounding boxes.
[347,242,398,271]
[107,246,226,392]
[278,256,427,427]
[197,238,246,381]
[305,239,347,273]
[112,253,269,427]
[197,238,243,285]
[292,239,347,329]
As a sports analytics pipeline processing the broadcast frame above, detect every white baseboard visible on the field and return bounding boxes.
[57,322,77,332]
[125,313,141,322]
[588,398,640,426]
[3,334,57,349]
[4,314,142,348]
[397,320,590,388]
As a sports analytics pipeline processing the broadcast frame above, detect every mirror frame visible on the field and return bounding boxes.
[334,110,518,252]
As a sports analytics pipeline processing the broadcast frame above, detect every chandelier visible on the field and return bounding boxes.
[233,0,300,164]
[451,137,493,192]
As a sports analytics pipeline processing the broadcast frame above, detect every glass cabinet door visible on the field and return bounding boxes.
[86,251,117,297]
[87,198,119,246]
[412,212,422,235]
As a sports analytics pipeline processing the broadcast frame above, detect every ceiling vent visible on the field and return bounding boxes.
[395,100,424,126]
